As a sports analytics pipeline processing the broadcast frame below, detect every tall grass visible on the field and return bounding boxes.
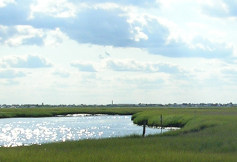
[131,108,237,135]
[0,135,236,162]
[0,107,152,118]
[0,107,236,161]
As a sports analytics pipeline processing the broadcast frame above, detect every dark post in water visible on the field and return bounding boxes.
[160,115,163,134]
[142,120,147,137]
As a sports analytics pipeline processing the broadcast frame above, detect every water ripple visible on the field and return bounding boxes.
[0,115,166,147]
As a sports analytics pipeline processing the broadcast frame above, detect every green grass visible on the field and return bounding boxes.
[0,106,151,118]
[0,107,236,161]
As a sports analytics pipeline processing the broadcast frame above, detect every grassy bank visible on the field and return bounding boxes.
[132,108,237,134]
[0,107,151,118]
[0,107,236,161]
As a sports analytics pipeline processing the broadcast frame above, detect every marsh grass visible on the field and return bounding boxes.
[0,107,236,161]
[0,107,153,118]
[0,135,235,162]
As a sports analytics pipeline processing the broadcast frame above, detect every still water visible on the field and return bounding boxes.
[0,115,167,147]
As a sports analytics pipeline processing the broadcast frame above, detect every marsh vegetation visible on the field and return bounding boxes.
[0,107,236,161]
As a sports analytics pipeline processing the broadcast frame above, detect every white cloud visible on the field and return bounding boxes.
[69,58,187,76]
[200,0,237,18]
[0,0,15,8]
[51,68,70,78]
[0,68,26,78]
[30,0,160,19]
[30,0,77,18]
[159,0,188,7]
[43,28,67,46]
[0,54,53,68]
[70,58,186,74]
[105,59,144,72]
[0,25,44,46]
[71,61,97,72]
[0,25,67,47]
[132,27,148,42]
[71,0,159,8]
[1,79,20,85]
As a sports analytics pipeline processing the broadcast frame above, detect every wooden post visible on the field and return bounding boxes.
[160,115,163,134]
[142,120,147,137]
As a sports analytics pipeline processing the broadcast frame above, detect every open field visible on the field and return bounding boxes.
[0,107,236,162]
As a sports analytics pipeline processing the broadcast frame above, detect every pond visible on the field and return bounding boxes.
[0,115,168,147]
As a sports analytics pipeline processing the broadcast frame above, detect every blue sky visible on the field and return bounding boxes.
[0,0,237,105]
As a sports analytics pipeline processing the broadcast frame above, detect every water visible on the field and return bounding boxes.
[0,115,167,147]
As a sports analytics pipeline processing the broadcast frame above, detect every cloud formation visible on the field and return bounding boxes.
[0,69,26,78]
[201,0,237,18]
[0,0,15,8]
[70,59,184,74]
[0,0,233,58]
[0,0,31,26]
[52,68,70,78]
[105,59,183,74]
[71,61,97,72]
[61,8,132,47]
[0,25,44,46]
[0,54,53,68]
[153,36,233,58]
[74,0,159,8]
[0,0,237,104]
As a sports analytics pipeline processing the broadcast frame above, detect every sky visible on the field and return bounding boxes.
[0,0,237,105]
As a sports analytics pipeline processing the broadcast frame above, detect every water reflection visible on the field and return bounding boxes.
[0,115,167,147]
